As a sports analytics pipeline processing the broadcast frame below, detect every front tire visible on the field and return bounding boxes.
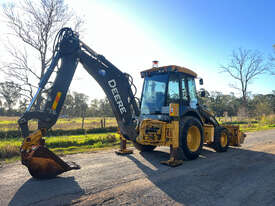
[133,142,156,152]
[181,116,204,160]
[213,127,230,152]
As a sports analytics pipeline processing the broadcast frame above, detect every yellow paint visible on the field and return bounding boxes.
[170,121,179,148]
[203,124,214,143]
[141,65,197,77]
[169,103,179,117]
[21,129,45,151]
[51,92,62,110]
[220,132,228,147]
[222,125,246,146]
[137,119,179,148]
[186,126,201,152]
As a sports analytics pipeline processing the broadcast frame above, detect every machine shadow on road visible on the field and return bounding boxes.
[8,176,84,206]
[126,146,275,205]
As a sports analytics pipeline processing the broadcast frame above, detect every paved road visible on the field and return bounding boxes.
[1,129,275,206]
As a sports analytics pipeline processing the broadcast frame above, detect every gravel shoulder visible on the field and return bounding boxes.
[1,129,275,206]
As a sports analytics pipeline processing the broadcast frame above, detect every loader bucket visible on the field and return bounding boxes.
[21,145,80,179]
[222,125,246,146]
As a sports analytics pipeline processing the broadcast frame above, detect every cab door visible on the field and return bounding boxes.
[166,73,180,105]
[181,76,189,105]
[186,76,198,109]
[179,75,189,115]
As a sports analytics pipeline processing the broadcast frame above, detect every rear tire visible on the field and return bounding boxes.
[180,116,204,160]
[133,142,156,152]
[213,127,230,152]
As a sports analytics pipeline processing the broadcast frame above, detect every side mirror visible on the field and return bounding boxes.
[200,90,205,97]
[199,78,204,85]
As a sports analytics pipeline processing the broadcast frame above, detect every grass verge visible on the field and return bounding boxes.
[0,132,122,163]
[240,123,275,132]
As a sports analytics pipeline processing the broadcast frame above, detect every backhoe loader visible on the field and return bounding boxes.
[18,28,246,179]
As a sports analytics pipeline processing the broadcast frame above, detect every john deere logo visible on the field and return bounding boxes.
[108,79,127,114]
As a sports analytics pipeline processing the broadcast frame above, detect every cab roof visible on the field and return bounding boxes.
[141,65,197,78]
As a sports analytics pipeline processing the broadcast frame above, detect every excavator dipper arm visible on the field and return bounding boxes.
[78,43,139,140]
[18,28,139,179]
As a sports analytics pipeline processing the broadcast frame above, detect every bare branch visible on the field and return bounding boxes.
[269,45,275,75]
[1,0,84,109]
[220,48,268,104]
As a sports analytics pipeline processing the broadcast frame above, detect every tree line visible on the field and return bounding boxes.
[0,90,114,117]
[0,88,274,119]
[198,90,275,119]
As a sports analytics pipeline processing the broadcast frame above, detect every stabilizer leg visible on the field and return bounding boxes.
[115,136,133,155]
[161,120,183,167]
[160,146,183,167]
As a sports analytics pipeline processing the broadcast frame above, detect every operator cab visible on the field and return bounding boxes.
[140,65,198,119]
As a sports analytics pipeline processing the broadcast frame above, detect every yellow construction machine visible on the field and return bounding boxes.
[18,28,246,179]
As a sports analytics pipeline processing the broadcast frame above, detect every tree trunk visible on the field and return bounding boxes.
[81,115,85,130]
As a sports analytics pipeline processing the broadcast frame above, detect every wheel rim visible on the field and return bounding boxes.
[220,132,228,147]
[187,126,201,152]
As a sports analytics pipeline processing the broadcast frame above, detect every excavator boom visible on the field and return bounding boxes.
[19,28,139,178]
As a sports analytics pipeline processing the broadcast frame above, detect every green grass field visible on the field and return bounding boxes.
[0,116,119,162]
[0,132,121,162]
[219,115,275,132]
[0,116,117,131]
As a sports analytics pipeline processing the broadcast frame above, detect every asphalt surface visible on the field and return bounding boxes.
[1,129,275,206]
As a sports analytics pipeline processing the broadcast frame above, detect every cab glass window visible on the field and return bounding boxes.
[167,75,180,104]
[181,78,188,101]
[140,74,168,115]
[187,77,198,107]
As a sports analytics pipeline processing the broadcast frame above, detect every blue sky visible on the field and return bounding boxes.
[1,0,274,99]
[109,0,275,87]
[98,0,275,95]
[109,0,275,57]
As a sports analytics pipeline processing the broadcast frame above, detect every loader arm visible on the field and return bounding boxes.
[18,28,139,179]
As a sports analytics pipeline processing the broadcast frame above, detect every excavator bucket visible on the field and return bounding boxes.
[20,130,80,179]
[21,146,80,179]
